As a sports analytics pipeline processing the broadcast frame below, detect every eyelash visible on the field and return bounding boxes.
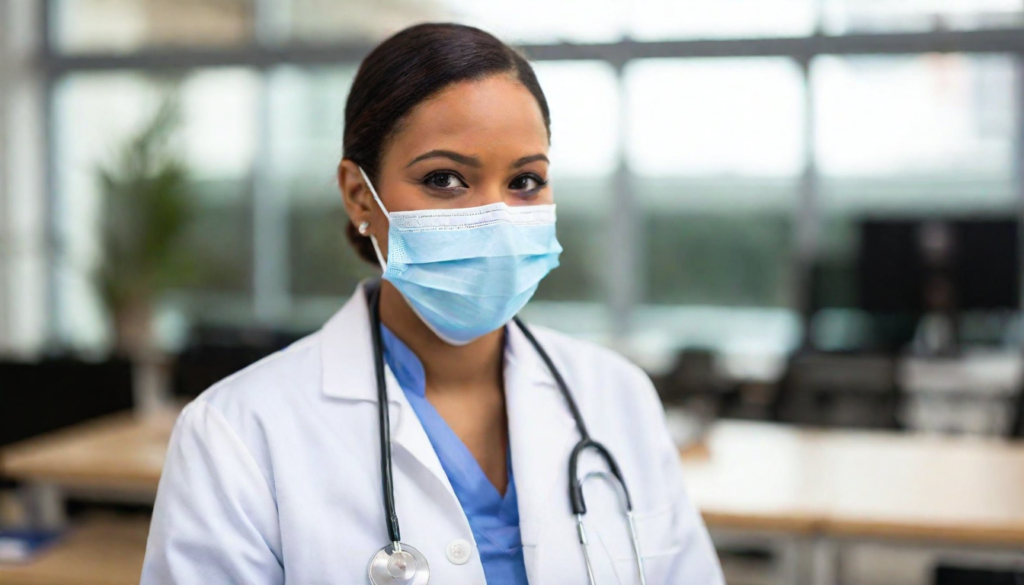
[421,171,547,195]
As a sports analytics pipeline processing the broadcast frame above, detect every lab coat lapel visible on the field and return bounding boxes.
[320,285,581,556]
[386,367,454,498]
[504,323,579,549]
[319,283,454,500]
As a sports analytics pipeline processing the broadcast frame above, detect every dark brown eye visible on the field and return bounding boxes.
[424,172,466,189]
[510,174,544,191]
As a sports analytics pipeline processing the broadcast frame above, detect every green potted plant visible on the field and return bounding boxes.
[96,97,197,413]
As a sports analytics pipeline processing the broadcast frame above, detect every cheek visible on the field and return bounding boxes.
[367,216,389,261]
[370,206,389,239]
[533,184,555,205]
[373,175,429,214]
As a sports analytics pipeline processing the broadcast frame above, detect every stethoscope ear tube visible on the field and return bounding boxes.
[511,317,635,518]
[511,316,591,439]
[568,440,634,515]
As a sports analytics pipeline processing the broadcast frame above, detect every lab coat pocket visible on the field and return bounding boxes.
[596,504,683,585]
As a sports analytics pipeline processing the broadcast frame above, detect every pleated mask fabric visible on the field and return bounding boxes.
[358,166,562,345]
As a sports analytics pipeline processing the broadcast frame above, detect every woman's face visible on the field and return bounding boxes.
[341,73,551,253]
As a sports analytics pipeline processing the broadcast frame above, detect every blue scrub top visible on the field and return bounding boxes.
[381,325,528,585]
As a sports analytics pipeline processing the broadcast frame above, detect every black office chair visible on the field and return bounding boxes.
[935,564,1024,585]
[1010,382,1024,439]
[652,348,736,419]
[172,326,307,399]
[0,357,134,447]
[773,351,901,429]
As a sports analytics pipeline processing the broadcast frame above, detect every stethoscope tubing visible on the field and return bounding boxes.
[368,282,402,546]
[509,312,634,516]
[366,280,643,584]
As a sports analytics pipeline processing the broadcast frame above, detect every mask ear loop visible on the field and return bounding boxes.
[355,166,495,348]
[357,166,391,272]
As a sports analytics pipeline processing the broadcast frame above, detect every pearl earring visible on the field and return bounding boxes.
[358,221,370,236]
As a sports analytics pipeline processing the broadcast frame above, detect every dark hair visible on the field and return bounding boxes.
[342,22,551,264]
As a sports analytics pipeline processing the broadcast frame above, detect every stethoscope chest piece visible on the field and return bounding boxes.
[368,542,429,585]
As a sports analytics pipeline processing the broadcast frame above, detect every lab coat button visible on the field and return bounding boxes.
[445,539,472,565]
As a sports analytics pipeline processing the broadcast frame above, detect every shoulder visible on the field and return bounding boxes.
[520,325,683,511]
[194,331,323,419]
[522,324,663,423]
[171,332,325,489]
[524,325,643,374]
[526,325,653,387]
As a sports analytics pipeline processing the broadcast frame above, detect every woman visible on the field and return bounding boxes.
[142,23,723,585]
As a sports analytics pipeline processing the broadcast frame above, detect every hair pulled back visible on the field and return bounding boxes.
[342,22,551,264]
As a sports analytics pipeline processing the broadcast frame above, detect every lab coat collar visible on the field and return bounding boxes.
[319,282,453,497]
[319,282,580,551]
[318,281,559,404]
[320,282,379,403]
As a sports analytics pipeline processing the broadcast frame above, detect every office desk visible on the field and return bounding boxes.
[4,410,1024,546]
[681,420,1024,546]
[1,411,173,493]
[0,515,149,585]
[4,410,1024,585]
[1,410,173,528]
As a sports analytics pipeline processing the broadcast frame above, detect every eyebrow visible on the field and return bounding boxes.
[405,150,481,168]
[511,154,549,168]
[404,150,550,169]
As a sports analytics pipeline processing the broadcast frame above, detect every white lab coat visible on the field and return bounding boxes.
[141,284,724,585]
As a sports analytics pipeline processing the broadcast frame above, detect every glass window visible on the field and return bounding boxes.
[625,57,806,355]
[811,54,1020,344]
[822,0,1023,34]
[630,0,816,40]
[285,0,823,44]
[54,68,260,348]
[627,58,806,177]
[441,0,626,44]
[535,61,620,178]
[269,61,619,335]
[528,61,619,308]
[52,0,255,53]
[285,0,627,44]
[815,54,1018,215]
[283,0,444,45]
[266,65,377,304]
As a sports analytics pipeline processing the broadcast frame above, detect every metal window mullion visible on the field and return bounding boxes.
[249,0,293,325]
[251,68,291,325]
[609,55,636,345]
[40,0,62,346]
[0,0,9,348]
[1017,55,1024,311]
[794,55,820,349]
[0,0,49,355]
[253,0,291,46]
[37,28,1024,77]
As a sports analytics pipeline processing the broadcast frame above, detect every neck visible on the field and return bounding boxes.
[378,280,504,393]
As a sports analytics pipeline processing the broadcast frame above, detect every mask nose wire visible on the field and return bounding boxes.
[357,166,390,271]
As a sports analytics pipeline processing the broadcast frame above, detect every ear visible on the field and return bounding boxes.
[338,159,374,228]
[338,159,390,261]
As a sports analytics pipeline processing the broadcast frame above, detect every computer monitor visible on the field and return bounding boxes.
[0,357,134,447]
[858,218,1020,314]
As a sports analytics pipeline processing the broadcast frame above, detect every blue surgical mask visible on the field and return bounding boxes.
[358,166,562,346]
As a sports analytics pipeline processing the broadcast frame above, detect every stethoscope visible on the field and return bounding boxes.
[364,281,647,585]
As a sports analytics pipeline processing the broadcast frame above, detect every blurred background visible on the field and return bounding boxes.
[1,1,1024,584]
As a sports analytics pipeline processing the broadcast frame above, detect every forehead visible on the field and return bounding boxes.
[386,74,549,162]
